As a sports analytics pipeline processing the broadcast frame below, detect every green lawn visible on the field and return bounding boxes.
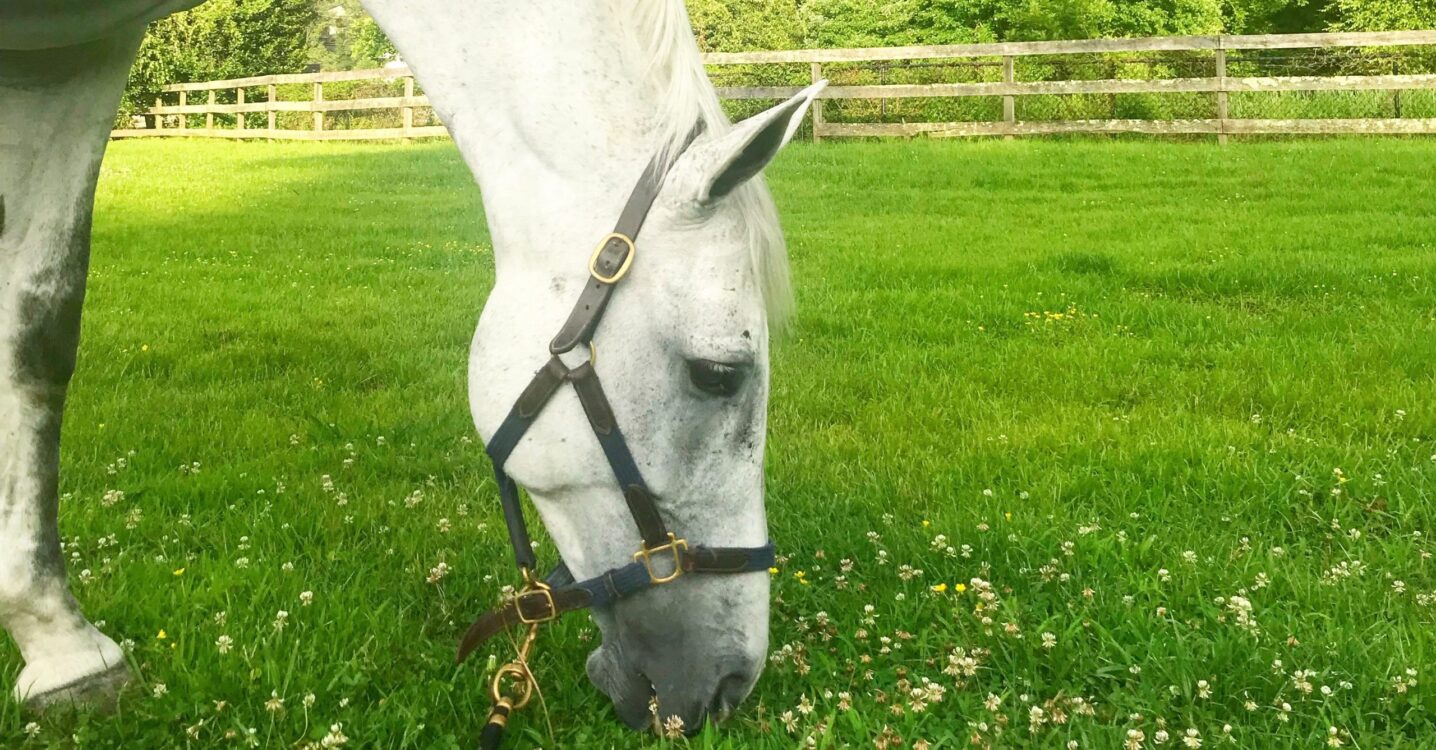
[3,137,1435,748]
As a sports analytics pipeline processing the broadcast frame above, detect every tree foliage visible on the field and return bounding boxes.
[306,0,399,71]
[1328,0,1436,31]
[694,0,1427,51]
[121,0,1432,122]
[121,0,315,119]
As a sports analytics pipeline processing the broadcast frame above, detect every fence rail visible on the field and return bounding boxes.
[112,29,1436,142]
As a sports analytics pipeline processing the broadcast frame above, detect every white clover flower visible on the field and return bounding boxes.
[321,723,348,748]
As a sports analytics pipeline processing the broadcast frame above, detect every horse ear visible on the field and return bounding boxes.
[687,80,827,205]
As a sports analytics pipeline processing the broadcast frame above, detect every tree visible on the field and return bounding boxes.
[688,0,807,50]
[305,0,398,71]
[1327,0,1436,30]
[121,0,316,120]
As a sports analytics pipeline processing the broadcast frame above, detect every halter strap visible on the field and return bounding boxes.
[459,125,774,663]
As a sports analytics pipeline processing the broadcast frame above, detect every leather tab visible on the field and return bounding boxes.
[569,363,615,434]
[517,357,569,418]
[457,604,517,664]
[623,485,669,548]
[685,544,776,574]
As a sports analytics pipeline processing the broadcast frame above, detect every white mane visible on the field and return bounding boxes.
[614,0,795,330]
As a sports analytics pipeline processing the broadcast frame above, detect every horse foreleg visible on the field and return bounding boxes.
[0,30,143,710]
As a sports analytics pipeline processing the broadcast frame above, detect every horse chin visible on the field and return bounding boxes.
[585,644,654,730]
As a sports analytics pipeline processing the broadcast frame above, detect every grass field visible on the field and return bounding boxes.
[3,137,1436,748]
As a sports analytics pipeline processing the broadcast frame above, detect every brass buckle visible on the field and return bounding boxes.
[514,571,558,624]
[514,588,557,624]
[589,233,636,284]
[634,533,689,584]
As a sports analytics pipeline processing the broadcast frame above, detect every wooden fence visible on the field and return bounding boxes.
[112,30,1436,142]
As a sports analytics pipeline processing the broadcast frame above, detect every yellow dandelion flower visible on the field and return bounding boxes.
[768,567,779,575]
[1004,512,1012,521]
[156,629,167,640]
[922,519,930,527]
[141,345,150,352]
[956,583,968,593]
[173,568,185,576]
[931,583,948,593]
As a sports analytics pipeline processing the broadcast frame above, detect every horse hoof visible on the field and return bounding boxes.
[18,662,132,714]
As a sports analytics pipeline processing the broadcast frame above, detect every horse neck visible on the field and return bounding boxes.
[363,1,686,275]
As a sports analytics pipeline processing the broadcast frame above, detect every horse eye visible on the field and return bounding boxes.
[687,359,748,397]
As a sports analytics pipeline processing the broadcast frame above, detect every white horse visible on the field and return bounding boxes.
[0,0,822,733]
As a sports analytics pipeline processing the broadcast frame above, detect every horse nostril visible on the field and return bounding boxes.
[710,670,754,722]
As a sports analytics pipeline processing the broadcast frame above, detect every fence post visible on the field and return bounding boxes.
[267,84,277,133]
[1393,59,1403,118]
[1002,55,1016,140]
[403,76,415,139]
[206,90,215,131]
[154,97,164,132]
[1214,41,1229,146]
[236,88,245,132]
[313,82,324,132]
[809,63,825,142]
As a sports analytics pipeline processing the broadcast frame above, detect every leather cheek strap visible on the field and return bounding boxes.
[549,237,631,354]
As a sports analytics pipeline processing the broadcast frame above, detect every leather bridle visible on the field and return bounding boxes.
[458,127,774,745]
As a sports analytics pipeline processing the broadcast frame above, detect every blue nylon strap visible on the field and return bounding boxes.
[486,412,529,470]
[493,466,537,571]
[486,357,570,570]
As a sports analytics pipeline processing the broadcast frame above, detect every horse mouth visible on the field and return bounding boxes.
[586,644,655,730]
